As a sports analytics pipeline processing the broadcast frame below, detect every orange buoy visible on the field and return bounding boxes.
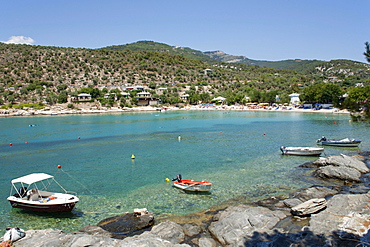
[9,143,12,146]
[334,122,337,124]
[25,142,28,144]
[57,165,62,169]
[263,133,266,135]
[78,136,81,139]
[220,131,222,133]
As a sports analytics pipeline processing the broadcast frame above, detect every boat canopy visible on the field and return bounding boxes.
[11,173,54,185]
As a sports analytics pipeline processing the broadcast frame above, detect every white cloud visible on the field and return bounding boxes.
[3,36,35,45]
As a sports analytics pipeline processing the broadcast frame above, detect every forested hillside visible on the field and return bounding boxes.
[0,42,309,106]
[0,41,369,113]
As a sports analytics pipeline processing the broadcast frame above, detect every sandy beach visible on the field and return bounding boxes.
[0,104,350,117]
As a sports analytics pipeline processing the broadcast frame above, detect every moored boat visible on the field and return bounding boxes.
[172,174,212,192]
[7,173,79,213]
[280,146,324,156]
[316,136,361,147]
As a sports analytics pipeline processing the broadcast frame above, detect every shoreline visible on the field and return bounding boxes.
[0,104,351,118]
[9,152,370,246]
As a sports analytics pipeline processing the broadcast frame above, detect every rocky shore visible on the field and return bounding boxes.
[2,151,370,246]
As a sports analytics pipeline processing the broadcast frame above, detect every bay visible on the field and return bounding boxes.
[0,110,369,233]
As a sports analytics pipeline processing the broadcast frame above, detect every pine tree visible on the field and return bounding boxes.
[364,42,370,63]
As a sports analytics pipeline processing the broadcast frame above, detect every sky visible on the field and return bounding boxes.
[1,0,369,62]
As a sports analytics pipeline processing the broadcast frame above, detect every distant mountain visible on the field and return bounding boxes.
[203,50,323,72]
[103,41,321,71]
[103,41,370,77]
[103,41,217,64]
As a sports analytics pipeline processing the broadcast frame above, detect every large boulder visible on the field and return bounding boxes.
[208,205,286,246]
[150,221,185,244]
[311,154,369,182]
[309,191,370,237]
[313,165,362,182]
[327,154,370,173]
[97,209,154,239]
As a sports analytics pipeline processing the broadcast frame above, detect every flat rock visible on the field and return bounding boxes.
[291,198,327,216]
[119,232,178,247]
[208,205,286,246]
[293,185,340,200]
[284,186,339,209]
[283,198,304,208]
[13,229,120,247]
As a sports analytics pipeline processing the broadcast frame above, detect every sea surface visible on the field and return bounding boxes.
[0,110,369,233]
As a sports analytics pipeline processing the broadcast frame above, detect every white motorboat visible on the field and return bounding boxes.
[280,146,324,156]
[7,173,79,213]
[316,136,361,147]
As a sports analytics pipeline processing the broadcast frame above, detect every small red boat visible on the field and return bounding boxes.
[172,174,212,192]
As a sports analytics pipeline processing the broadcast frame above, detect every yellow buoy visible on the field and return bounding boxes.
[165,178,170,182]
[131,154,135,159]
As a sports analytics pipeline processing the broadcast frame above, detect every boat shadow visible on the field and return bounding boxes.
[10,208,84,218]
[175,189,212,195]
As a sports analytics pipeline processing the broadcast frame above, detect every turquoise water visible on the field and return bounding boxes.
[0,110,369,232]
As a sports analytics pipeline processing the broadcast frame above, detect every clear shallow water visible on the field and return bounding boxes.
[0,110,369,233]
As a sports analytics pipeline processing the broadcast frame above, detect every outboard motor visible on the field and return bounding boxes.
[172,174,182,182]
[317,136,326,142]
[317,136,326,143]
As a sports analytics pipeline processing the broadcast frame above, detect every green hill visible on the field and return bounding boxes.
[103,41,218,64]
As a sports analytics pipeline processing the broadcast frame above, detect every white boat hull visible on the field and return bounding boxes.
[8,173,79,213]
[173,179,212,192]
[280,146,324,156]
[317,137,361,147]
[7,193,78,213]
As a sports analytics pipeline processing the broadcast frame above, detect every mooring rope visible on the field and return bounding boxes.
[58,168,94,195]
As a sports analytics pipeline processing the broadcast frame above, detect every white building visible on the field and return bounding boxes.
[289,93,300,105]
